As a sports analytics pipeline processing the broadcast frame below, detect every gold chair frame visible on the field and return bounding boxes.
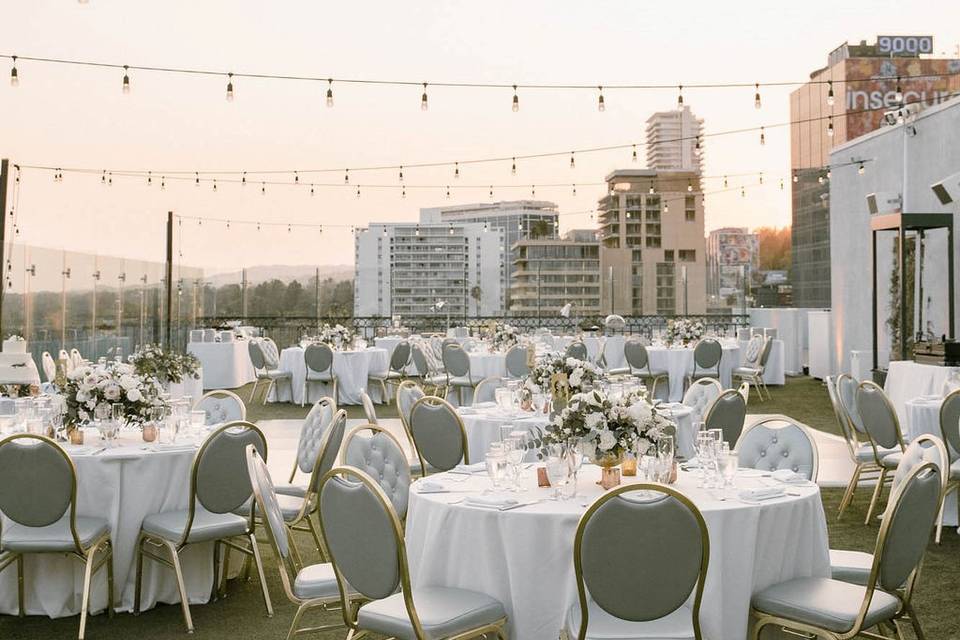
[408,395,471,478]
[936,388,960,544]
[857,381,907,526]
[833,374,883,520]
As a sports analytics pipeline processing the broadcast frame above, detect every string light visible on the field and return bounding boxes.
[146,171,152,186]
[194,171,199,186]
[399,165,404,182]
[759,126,765,145]
[597,85,605,111]
[818,173,824,184]
[792,171,799,183]
[569,152,575,169]
[326,79,334,107]
[779,178,784,190]
[101,170,106,184]
[858,161,865,176]
[663,201,669,213]
[415,225,420,236]
[740,186,746,197]
[759,172,763,185]
[344,169,349,184]
[445,185,451,199]
[827,115,834,137]
[356,185,361,198]
[631,145,638,163]
[723,176,728,188]
[225,72,234,101]
[261,181,266,194]
[9,55,19,87]
[531,185,536,197]
[401,186,406,198]
[686,179,693,192]
[754,82,761,109]
[212,178,217,192]
[511,85,519,112]
[489,185,494,198]
[648,182,655,195]
[695,136,701,153]
[421,82,428,111]
[310,183,315,195]
[827,80,835,106]
[122,65,130,94]
[294,171,299,184]
[677,84,683,107]
[448,224,454,235]
[454,162,460,179]
[826,169,831,179]
[511,157,516,176]
[572,183,577,196]
[242,171,247,186]
[161,175,165,190]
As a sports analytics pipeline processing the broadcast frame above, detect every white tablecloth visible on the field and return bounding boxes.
[737,339,786,386]
[658,403,696,459]
[457,407,550,462]
[187,341,256,390]
[885,361,960,427]
[646,342,740,401]
[406,466,829,640]
[269,346,390,405]
[904,397,959,527]
[0,433,212,617]
[442,352,507,406]
[166,370,204,403]
[0,352,41,386]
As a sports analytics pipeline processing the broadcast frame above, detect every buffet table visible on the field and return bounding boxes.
[268,345,390,405]
[186,341,255,390]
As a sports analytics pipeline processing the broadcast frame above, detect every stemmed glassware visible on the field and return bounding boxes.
[544,444,569,500]
[485,442,508,491]
[718,444,739,495]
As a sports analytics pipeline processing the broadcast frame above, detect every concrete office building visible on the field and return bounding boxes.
[790,35,960,308]
[510,229,601,317]
[597,170,706,315]
[353,222,504,319]
[419,201,559,310]
[646,106,704,172]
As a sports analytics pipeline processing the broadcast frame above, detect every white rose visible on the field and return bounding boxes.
[119,374,139,390]
[584,412,605,430]
[598,431,617,451]
[569,369,583,388]
[126,388,142,403]
[627,401,652,424]
[103,383,121,401]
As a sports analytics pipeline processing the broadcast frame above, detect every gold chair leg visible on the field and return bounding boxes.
[865,467,888,525]
[305,514,325,559]
[838,465,862,520]
[133,535,146,614]
[78,548,96,640]
[262,379,274,406]
[210,541,221,602]
[248,533,274,617]
[906,603,926,640]
[248,379,259,403]
[935,484,957,545]
[286,603,308,640]
[220,538,233,598]
[105,541,114,619]
[16,554,24,618]
[161,540,194,633]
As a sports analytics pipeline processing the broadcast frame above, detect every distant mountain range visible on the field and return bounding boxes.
[205,264,353,287]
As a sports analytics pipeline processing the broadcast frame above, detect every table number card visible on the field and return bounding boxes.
[526,345,536,368]
[549,372,569,405]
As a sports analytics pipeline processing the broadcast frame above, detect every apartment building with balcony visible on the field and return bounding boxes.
[509,229,601,317]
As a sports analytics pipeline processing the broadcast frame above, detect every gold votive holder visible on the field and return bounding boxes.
[69,428,85,445]
[621,457,637,476]
[142,423,158,443]
[600,466,621,490]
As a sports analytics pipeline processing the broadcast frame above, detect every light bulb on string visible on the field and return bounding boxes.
[489,186,494,199]
[648,183,655,195]
[212,179,217,192]
[448,224,454,235]
[677,84,683,107]
[858,162,865,176]
[741,186,746,198]
[326,79,334,107]
[664,201,669,213]
[147,171,152,186]
[445,185,450,199]
[759,172,764,185]
[517,220,523,231]
[101,170,106,185]
[572,184,577,196]
[826,169,832,179]
[421,82,428,111]
[894,76,902,104]
[242,171,247,186]
[344,169,349,184]
[779,178,784,190]
[597,86,605,111]
[261,182,266,195]
[287,224,291,233]
[401,186,406,199]
[310,184,315,196]
[9,55,17,87]
[695,136,701,153]
[454,162,460,179]
[827,80,835,106]
[257,222,261,231]
[356,185,361,198]
[754,82,761,109]
[531,185,536,197]
[818,174,824,184]
[108,172,112,185]
[569,152,575,169]
[631,145,638,163]
[399,165,404,182]
[827,115,834,137]
[512,85,519,112]
[122,65,130,94]
[792,171,799,183]
[760,127,766,145]
[294,171,299,184]
[415,225,420,236]
[225,72,234,101]
[161,176,166,190]
[511,158,516,176]
[723,176,728,188]
[226,220,230,230]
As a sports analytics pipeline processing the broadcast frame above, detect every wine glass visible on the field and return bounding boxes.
[562,444,583,499]
[720,447,739,493]
[485,443,507,491]
[544,445,569,500]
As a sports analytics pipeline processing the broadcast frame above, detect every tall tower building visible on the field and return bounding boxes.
[645,106,704,172]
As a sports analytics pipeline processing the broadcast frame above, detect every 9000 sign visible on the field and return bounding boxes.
[877,35,933,55]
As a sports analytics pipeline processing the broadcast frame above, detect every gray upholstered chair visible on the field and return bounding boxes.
[826,375,882,521]
[830,434,949,585]
[194,389,246,425]
[751,462,943,640]
[686,339,722,389]
[277,397,337,499]
[473,376,506,406]
[623,339,668,399]
[248,339,293,405]
[565,340,589,361]
[566,485,710,640]
[856,381,907,525]
[409,396,470,474]
[318,466,508,639]
[360,389,378,425]
[244,446,360,640]
[411,343,448,396]
[504,344,530,378]
[703,389,746,445]
[134,421,272,632]
[369,340,411,402]
[937,389,960,543]
[0,434,114,640]
[733,336,773,401]
[303,343,338,407]
[681,377,722,425]
[395,381,429,474]
[737,380,750,404]
[442,343,478,405]
[736,418,819,481]
[837,374,871,440]
[341,425,412,520]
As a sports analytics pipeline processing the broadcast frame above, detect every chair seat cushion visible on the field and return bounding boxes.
[306,371,335,382]
[447,376,475,388]
[357,586,505,640]
[829,549,873,586]
[142,507,249,544]
[855,444,899,464]
[635,369,668,378]
[370,371,404,381]
[565,599,695,639]
[261,369,292,380]
[752,577,900,633]
[733,367,761,376]
[1,515,109,553]
[880,451,903,469]
[274,482,308,498]
[292,562,341,600]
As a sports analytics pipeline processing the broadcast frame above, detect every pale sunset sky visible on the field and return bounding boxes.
[2,0,959,275]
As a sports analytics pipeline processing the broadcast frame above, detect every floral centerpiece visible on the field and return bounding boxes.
[2,334,26,354]
[59,361,163,425]
[526,355,601,396]
[319,323,353,348]
[130,344,200,384]
[489,322,519,351]
[663,318,705,347]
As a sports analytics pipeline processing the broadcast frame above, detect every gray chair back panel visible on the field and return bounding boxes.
[737,421,816,480]
[442,344,470,378]
[856,382,902,450]
[758,337,774,367]
[320,474,401,600]
[361,390,378,425]
[410,401,465,470]
[261,338,281,368]
[505,346,530,378]
[308,411,347,494]
[389,342,411,373]
[704,391,746,445]
[693,339,722,371]
[246,448,291,559]
[410,345,429,376]
[248,340,266,370]
[566,341,588,361]
[623,340,650,371]
[877,464,942,592]
[825,376,855,443]
[580,492,703,621]
[892,436,948,491]
[304,343,335,375]
[939,390,960,457]
[742,335,764,366]
[297,400,335,473]
[196,425,267,514]
[397,384,425,428]
[837,375,866,435]
[0,436,73,527]
[474,377,506,405]
[344,431,411,518]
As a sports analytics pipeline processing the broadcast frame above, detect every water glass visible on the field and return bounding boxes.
[720,448,739,490]
[190,410,207,430]
[544,446,569,500]
[111,403,125,426]
[485,445,508,490]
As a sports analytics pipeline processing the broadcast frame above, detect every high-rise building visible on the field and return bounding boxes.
[646,106,704,172]
[510,229,601,317]
[706,227,759,305]
[353,222,503,319]
[790,36,960,308]
[419,201,559,310]
[597,170,706,315]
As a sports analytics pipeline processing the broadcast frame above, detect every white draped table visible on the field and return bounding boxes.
[658,402,696,459]
[457,406,550,462]
[406,466,829,640]
[646,342,740,401]
[904,396,958,528]
[187,341,255,390]
[0,433,217,618]
[884,360,960,426]
[737,339,786,386]
[269,345,390,405]
[441,352,507,406]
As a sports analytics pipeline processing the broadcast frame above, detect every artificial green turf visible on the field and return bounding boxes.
[3,377,957,640]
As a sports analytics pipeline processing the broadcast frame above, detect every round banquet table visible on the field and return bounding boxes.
[656,402,696,459]
[904,396,958,528]
[269,345,390,405]
[457,406,551,462]
[406,466,829,640]
[0,432,216,618]
[442,352,507,406]
[646,341,740,401]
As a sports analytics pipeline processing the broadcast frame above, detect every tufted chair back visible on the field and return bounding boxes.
[758,336,774,368]
[293,398,336,475]
[703,390,746,445]
[360,389,378,425]
[246,446,294,564]
[305,410,347,496]
[505,345,530,378]
[891,434,949,496]
[342,425,412,519]
[939,389,960,459]
[742,335,764,367]
[195,389,247,425]
[565,341,588,361]
[409,396,469,470]
[836,374,866,435]
[442,343,471,378]
[736,419,818,481]
[396,381,424,429]
[623,339,651,372]
[260,338,281,369]
[856,381,905,452]
[682,378,722,424]
[248,339,267,371]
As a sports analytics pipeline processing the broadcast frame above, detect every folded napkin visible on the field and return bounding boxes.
[737,468,768,478]
[680,458,701,470]
[449,462,488,475]
[739,487,786,502]
[154,443,197,452]
[770,469,808,485]
[66,446,94,455]
[463,495,519,509]
[417,481,448,494]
